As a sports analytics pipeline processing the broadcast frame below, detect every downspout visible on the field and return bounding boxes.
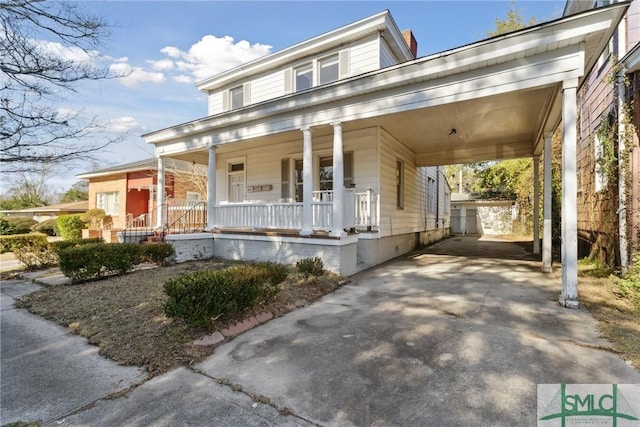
[618,18,629,271]
[436,166,440,228]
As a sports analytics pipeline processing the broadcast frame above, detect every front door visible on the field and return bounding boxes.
[228,162,245,202]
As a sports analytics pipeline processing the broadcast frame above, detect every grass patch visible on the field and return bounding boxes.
[578,260,640,369]
[16,258,345,376]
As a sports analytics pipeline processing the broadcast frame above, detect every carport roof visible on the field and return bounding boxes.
[144,3,629,167]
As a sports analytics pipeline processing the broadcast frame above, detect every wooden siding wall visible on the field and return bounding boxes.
[378,127,422,237]
[379,38,397,68]
[207,36,394,116]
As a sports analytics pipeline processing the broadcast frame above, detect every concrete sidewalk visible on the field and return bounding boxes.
[3,237,640,426]
[0,280,147,425]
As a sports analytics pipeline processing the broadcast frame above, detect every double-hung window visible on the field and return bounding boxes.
[230,86,243,109]
[96,192,119,216]
[294,64,313,92]
[318,54,339,85]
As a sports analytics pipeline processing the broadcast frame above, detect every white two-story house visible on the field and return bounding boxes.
[143,11,451,275]
[143,5,627,308]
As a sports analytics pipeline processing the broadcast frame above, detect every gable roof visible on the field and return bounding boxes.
[195,10,414,93]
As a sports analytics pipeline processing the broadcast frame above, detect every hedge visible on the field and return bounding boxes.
[57,242,176,283]
[31,218,58,236]
[0,217,38,235]
[0,233,48,254]
[163,262,288,326]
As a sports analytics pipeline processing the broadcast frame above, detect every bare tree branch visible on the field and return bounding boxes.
[0,0,127,173]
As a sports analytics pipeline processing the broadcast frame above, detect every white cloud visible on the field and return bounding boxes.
[107,116,140,133]
[113,35,272,88]
[147,58,174,71]
[109,62,166,87]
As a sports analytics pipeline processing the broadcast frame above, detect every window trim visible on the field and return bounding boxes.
[317,53,340,86]
[396,159,404,210]
[293,63,313,92]
[229,85,244,110]
[96,191,119,216]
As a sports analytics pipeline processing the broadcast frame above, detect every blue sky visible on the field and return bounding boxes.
[46,0,565,191]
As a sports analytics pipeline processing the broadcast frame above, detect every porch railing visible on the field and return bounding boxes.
[212,188,378,232]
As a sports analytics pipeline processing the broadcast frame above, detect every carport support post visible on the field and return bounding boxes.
[560,80,579,308]
[533,155,540,255]
[156,156,165,229]
[330,122,346,238]
[542,134,553,273]
[300,127,313,236]
[206,145,216,230]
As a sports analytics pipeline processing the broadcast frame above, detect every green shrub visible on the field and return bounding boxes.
[0,217,16,235]
[0,233,48,253]
[49,237,104,254]
[141,243,175,265]
[296,257,325,278]
[80,208,107,229]
[31,218,58,236]
[56,214,85,240]
[3,217,38,234]
[58,243,143,283]
[163,262,288,326]
[13,241,58,270]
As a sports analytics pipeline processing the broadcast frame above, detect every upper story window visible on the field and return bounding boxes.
[294,64,313,92]
[230,86,244,109]
[318,54,339,85]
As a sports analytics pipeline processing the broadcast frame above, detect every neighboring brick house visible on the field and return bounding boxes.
[564,0,640,269]
[76,158,206,230]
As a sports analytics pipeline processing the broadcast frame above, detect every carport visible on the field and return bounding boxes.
[147,4,628,308]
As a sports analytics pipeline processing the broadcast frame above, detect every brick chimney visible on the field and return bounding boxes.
[401,29,418,58]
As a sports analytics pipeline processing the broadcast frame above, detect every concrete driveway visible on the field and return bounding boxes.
[4,236,640,426]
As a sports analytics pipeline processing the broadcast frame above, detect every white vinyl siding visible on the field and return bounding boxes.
[208,91,224,115]
[251,70,286,103]
[379,38,397,68]
[349,36,380,76]
[378,128,423,237]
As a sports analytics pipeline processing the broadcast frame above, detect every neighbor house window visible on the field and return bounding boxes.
[230,86,243,109]
[396,160,404,210]
[96,192,119,216]
[594,132,608,192]
[294,63,313,92]
[186,191,201,206]
[318,54,339,85]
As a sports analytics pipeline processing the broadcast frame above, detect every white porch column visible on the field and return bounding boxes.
[156,156,166,229]
[560,80,579,308]
[330,122,346,237]
[300,127,314,236]
[206,145,217,231]
[542,134,553,273]
[533,155,540,255]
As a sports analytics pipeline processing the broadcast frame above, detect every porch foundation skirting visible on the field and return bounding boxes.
[161,229,450,276]
[356,228,450,271]
[214,233,359,276]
